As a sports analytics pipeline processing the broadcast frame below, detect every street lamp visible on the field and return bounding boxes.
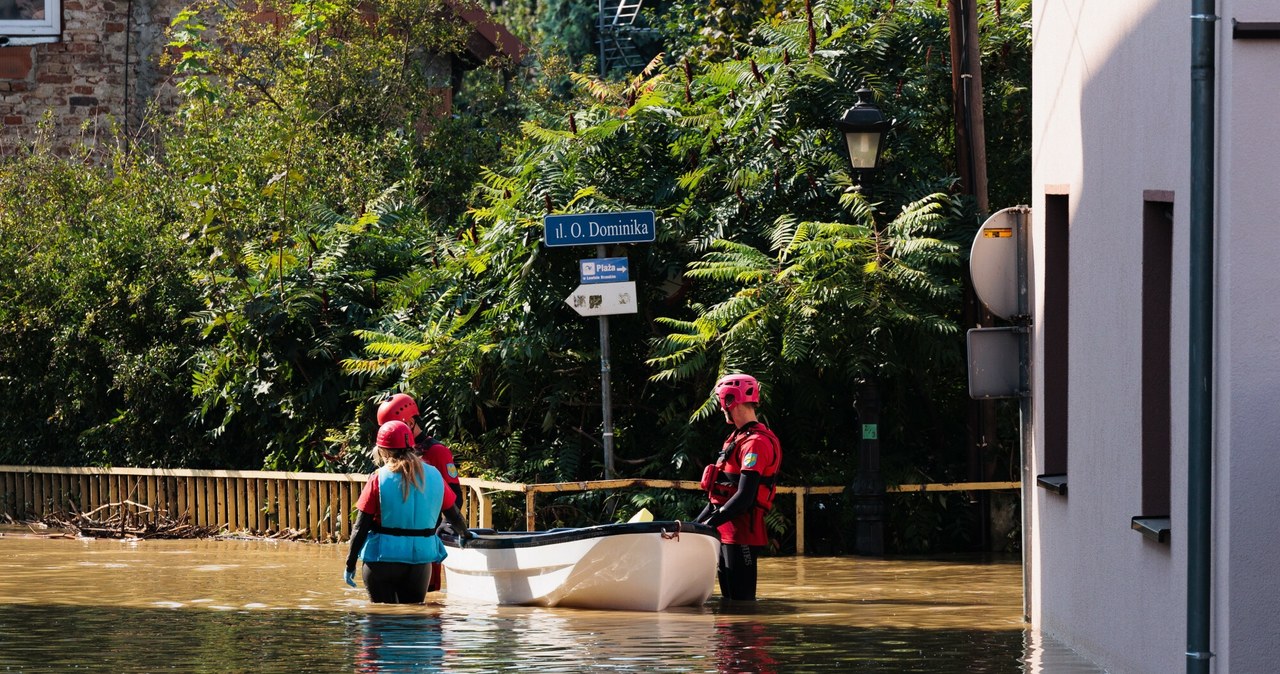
[838,88,890,556]
[836,85,891,174]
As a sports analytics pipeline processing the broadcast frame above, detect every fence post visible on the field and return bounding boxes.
[478,490,492,529]
[464,485,493,529]
[795,489,807,555]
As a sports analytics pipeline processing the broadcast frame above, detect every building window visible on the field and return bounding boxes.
[0,0,61,40]
[1038,192,1070,494]
[1135,193,1173,543]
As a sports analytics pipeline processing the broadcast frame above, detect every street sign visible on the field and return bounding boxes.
[970,206,1029,320]
[967,327,1023,398]
[564,281,638,317]
[580,257,630,284]
[544,211,656,247]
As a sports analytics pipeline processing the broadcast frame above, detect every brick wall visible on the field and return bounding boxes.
[0,0,185,155]
[0,1,522,156]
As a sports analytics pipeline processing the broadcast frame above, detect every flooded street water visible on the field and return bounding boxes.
[0,529,1104,672]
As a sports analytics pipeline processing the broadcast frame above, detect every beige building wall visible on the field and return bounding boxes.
[1031,1,1280,672]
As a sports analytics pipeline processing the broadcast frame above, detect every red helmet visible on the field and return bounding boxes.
[715,373,760,410]
[376,420,415,450]
[377,393,419,426]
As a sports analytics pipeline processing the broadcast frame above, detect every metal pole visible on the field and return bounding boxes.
[597,244,616,478]
[1015,207,1032,622]
[850,381,884,555]
[598,0,607,79]
[1187,3,1216,673]
[1008,207,1029,621]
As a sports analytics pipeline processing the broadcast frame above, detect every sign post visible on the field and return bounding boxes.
[545,211,653,479]
[596,246,615,479]
[968,205,1032,622]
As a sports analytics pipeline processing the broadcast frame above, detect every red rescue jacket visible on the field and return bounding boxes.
[700,421,781,512]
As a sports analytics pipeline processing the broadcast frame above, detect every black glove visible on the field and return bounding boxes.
[703,471,761,528]
[442,505,471,546]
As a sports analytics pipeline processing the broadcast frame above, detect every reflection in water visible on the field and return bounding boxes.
[355,614,446,673]
[715,620,781,674]
[0,530,1104,673]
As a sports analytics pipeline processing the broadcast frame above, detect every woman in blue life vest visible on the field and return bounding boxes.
[695,373,782,601]
[344,420,472,603]
[377,392,464,593]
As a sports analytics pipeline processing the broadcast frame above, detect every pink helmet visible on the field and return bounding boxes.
[715,373,760,410]
[377,393,419,426]
[376,420,415,450]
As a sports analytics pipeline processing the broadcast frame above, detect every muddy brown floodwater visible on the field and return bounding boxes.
[0,530,1105,672]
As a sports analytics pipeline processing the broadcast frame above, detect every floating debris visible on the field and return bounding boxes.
[34,500,218,540]
[27,501,310,541]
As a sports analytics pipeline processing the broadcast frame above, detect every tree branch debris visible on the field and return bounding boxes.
[10,501,310,541]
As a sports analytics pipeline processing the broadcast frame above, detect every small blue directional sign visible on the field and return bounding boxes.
[580,258,630,284]
[544,210,656,247]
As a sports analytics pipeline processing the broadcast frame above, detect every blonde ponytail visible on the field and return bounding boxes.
[374,445,424,500]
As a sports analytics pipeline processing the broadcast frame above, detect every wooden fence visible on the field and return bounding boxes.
[0,465,1018,554]
[0,465,369,541]
[491,478,1021,554]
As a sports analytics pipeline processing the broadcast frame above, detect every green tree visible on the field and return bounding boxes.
[0,0,525,470]
[534,0,599,65]
[0,0,1031,552]
[0,133,205,466]
[162,0,528,469]
[660,0,801,63]
[343,1,1030,547]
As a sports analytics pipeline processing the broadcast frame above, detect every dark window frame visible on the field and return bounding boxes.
[1134,191,1173,544]
[1039,188,1071,495]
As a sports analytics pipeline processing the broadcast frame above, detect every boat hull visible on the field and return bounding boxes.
[441,522,721,611]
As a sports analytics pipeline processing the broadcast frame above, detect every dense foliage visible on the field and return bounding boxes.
[0,144,205,466]
[0,0,522,469]
[0,0,1029,552]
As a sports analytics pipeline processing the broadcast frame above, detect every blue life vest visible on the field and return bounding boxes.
[359,464,448,565]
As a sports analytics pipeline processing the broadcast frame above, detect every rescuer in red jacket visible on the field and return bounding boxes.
[695,373,782,601]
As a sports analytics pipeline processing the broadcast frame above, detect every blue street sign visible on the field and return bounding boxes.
[580,258,630,284]
[544,210,656,247]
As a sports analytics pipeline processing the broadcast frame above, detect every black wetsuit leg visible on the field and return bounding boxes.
[362,561,430,604]
[718,543,762,601]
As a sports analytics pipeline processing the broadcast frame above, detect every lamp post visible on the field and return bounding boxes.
[850,380,886,555]
[836,84,892,182]
[838,87,890,555]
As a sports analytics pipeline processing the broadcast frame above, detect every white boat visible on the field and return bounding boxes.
[439,521,721,611]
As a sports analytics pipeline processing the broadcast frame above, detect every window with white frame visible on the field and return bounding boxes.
[0,0,61,39]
